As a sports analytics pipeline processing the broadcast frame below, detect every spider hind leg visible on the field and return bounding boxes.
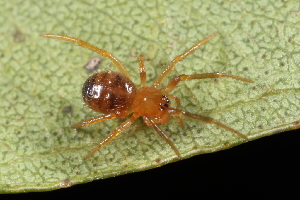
[84,115,137,159]
[171,109,248,140]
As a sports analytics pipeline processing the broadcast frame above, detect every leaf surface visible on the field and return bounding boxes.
[0,0,299,193]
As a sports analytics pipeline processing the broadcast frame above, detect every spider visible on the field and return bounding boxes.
[40,32,253,160]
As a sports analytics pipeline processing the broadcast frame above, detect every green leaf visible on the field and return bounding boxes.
[0,0,299,193]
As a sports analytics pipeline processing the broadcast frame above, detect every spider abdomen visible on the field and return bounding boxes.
[82,71,136,116]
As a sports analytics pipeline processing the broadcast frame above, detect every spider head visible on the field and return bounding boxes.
[132,87,171,124]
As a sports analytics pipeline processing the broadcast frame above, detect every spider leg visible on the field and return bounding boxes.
[152,32,217,88]
[170,108,248,140]
[144,116,181,159]
[161,73,253,94]
[84,115,137,159]
[40,34,131,79]
[167,95,181,108]
[138,55,147,87]
[167,95,184,128]
[72,113,117,128]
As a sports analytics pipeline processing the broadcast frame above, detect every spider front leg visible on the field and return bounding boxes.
[153,32,218,88]
[167,95,184,128]
[161,73,253,94]
[144,116,181,159]
[138,55,146,87]
[167,95,181,108]
[84,115,138,159]
[40,34,131,79]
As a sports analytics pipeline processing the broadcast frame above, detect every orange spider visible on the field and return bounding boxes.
[40,32,253,159]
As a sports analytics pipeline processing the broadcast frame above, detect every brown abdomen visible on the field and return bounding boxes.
[82,71,136,114]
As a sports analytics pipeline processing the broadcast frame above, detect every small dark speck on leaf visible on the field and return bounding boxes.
[127,151,134,157]
[285,112,289,116]
[142,148,149,154]
[13,29,27,43]
[258,125,263,129]
[243,67,248,71]
[292,121,300,129]
[84,57,101,72]
[155,158,161,164]
[62,104,73,115]
[293,120,300,126]
[168,43,174,48]
[280,62,284,67]
[123,164,129,168]
[223,142,230,147]
[261,54,266,59]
